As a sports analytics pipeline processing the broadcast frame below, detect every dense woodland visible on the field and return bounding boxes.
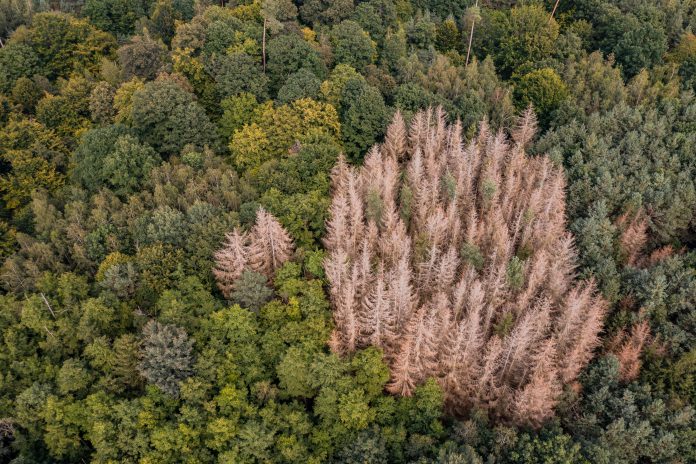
[0,0,695,463]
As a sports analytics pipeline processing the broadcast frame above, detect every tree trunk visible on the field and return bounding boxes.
[262,18,267,73]
[465,0,478,68]
[549,0,561,24]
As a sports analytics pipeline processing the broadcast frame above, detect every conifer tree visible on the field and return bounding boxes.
[324,107,606,426]
[248,207,295,280]
[213,230,249,299]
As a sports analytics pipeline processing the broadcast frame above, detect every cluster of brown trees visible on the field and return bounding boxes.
[213,207,294,298]
[324,107,607,427]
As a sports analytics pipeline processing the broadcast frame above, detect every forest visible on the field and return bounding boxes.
[0,0,695,462]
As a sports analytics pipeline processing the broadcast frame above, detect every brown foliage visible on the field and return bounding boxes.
[324,107,606,427]
[617,210,648,266]
[213,230,249,299]
[247,207,295,279]
[213,208,294,298]
[611,320,651,382]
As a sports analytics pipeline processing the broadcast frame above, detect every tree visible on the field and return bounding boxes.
[117,32,169,81]
[219,92,259,140]
[324,108,606,426]
[12,12,117,80]
[89,81,116,124]
[10,76,42,113]
[0,0,37,44]
[0,42,39,92]
[213,229,249,298]
[299,0,354,27]
[339,79,388,160]
[247,207,295,280]
[266,33,326,92]
[102,134,160,197]
[230,269,274,312]
[83,0,148,38]
[330,20,376,71]
[138,320,195,396]
[564,355,696,464]
[513,68,568,127]
[482,5,559,77]
[72,124,129,187]
[277,68,321,103]
[130,77,218,154]
[435,16,461,52]
[211,51,269,100]
[538,99,696,244]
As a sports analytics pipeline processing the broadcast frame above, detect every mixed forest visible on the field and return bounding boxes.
[0,0,695,463]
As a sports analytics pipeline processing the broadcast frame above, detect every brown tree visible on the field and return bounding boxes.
[324,107,606,426]
[213,208,294,298]
[213,230,249,298]
[248,207,295,279]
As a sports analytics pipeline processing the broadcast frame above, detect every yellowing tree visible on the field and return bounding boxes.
[229,98,340,174]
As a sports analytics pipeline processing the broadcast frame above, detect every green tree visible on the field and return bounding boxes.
[117,31,169,81]
[211,51,269,100]
[138,320,195,396]
[83,0,148,38]
[339,79,388,160]
[266,33,326,92]
[130,77,218,154]
[330,20,376,71]
[218,92,259,140]
[277,68,321,103]
[13,12,117,80]
[435,16,461,52]
[482,5,559,77]
[230,269,274,312]
[102,134,160,197]
[513,68,568,127]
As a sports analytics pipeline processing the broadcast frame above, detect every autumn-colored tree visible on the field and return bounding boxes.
[324,107,606,427]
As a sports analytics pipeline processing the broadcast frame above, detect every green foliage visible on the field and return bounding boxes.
[138,320,195,396]
[11,76,43,113]
[13,12,117,81]
[118,32,169,81]
[508,431,588,464]
[219,92,258,139]
[130,77,219,154]
[266,33,326,92]
[539,98,696,244]
[481,5,559,77]
[331,20,376,71]
[564,356,696,464]
[73,124,160,196]
[211,51,269,100]
[230,269,274,312]
[83,0,148,38]
[338,79,388,160]
[277,68,321,104]
[513,68,568,127]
